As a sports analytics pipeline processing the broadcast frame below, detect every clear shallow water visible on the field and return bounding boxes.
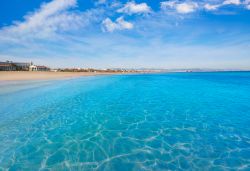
[0,72,250,171]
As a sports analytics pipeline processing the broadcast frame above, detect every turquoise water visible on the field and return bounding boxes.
[0,72,250,170]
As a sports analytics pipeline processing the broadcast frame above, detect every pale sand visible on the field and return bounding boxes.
[0,71,118,81]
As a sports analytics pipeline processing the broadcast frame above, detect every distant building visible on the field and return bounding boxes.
[0,61,31,71]
[13,62,31,71]
[0,60,50,71]
[29,65,36,71]
[29,65,50,71]
[0,62,16,71]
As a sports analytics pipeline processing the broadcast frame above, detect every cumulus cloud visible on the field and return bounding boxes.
[102,17,133,32]
[117,1,151,14]
[0,0,102,42]
[176,2,198,13]
[161,0,249,13]
[7,0,77,34]
[204,0,244,11]
[160,1,177,8]
[223,0,241,5]
[161,1,198,14]
[243,0,250,9]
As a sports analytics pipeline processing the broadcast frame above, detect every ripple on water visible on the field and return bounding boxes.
[0,73,250,170]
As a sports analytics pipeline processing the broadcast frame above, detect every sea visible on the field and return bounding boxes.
[0,72,250,170]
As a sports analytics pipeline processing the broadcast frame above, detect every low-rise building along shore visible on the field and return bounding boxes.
[29,65,50,71]
[0,62,17,71]
[0,61,50,71]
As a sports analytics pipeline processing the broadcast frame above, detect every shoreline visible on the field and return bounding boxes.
[0,71,126,81]
[1,70,249,82]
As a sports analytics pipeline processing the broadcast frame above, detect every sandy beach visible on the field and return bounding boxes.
[0,71,118,81]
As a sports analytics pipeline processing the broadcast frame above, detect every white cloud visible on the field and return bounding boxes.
[161,1,198,14]
[204,0,243,11]
[160,1,177,9]
[11,0,77,34]
[204,4,221,10]
[102,17,133,32]
[161,0,249,13]
[117,2,151,14]
[0,0,102,43]
[223,0,241,5]
[176,2,198,13]
[243,0,250,9]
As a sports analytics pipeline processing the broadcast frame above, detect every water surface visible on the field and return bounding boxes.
[0,72,250,170]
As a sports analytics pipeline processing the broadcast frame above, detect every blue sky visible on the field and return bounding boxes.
[0,0,250,69]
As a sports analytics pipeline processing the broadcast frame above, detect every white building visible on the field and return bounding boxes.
[29,65,50,71]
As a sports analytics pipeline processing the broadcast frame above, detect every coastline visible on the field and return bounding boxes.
[0,71,123,81]
[1,71,248,82]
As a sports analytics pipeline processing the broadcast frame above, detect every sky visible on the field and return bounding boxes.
[0,0,250,69]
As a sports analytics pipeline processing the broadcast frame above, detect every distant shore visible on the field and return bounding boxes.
[2,70,248,81]
[0,71,127,81]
